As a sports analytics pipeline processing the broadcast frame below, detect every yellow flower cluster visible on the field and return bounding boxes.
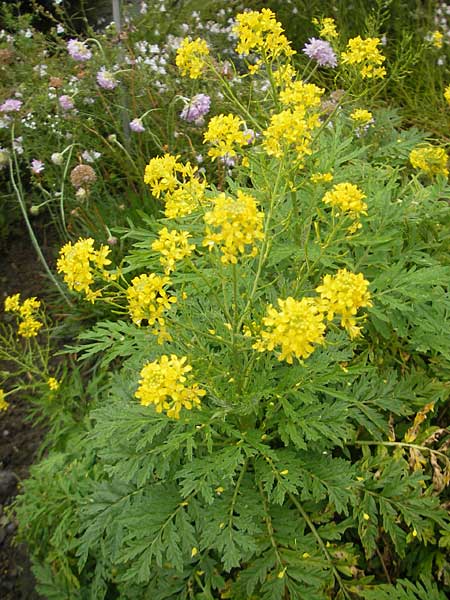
[409,145,449,178]
[279,80,324,110]
[313,17,338,40]
[4,294,43,338]
[203,114,249,161]
[316,269,372,338]
[144,154,206,218]
[175,37,210,79]
[341,36,386,79]
[445,84,450,105]
[431,30,444,49]
[203,191,264,264]
[47,377,60,391]
[57,238,111,302]
[0,389,9,412]
[350,108,373,125]
[310,172,333,183]
[263,109,320,162]
[322,182,367,217]
[126,273,176,327]
[253,297,326,364]
[233,8,294,61]
[151,227,195,274]
[135,354,205,419]
[263,79,324,161]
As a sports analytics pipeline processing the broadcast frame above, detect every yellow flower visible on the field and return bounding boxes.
[175,38,210,79]
[57,238,112,302]
[310,172,333,183]
[164,178,206,219]
[18,316,43,338]
[19,297,41,318]
[203,114,249,161]
[144,154,207,218]
[253,297,326,364]
[313,17,338,40]
[144,154,197,198]
[316,269,372,338]
[47,377,60,391]
[152,228,195,274]
[0,389,9,411]
[431,30,444,49]
[445,84,450,105]
[4,293,21,312]
[350,108,373,125]
[322,182,367,216]
[233,9,294,61]
[135,354,205,419]
[263,108,320,162]
[279,79,324,111]
[341,36,386,79]
[126,273,176,327]
[203,191,264,264]
[409,145,449,178]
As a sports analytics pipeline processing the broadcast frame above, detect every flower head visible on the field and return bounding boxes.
[126,273,176,326]
[341,36,386,79]
[47,377,60,391]
[70,164,97,188]
[410,145,449,178]
[0,389,9,412]
[350,108,374,125]
[130,118,145,132]
[57,238,111,302]
[5,294,43,338]
[316,269,372,338]
[302,38,337,67]
[135,354,205,419]
[0,98,22,112]
[96,67,118,90]
[203,191,264,264]
[175,38,210,79]
[152,228,195,273]
[314,17,338,40]
[67,38,92,61]
[31,159,44,174]
[203,114,249,160]
[253,297,326,363]
[322,182,367,216]
[233,8,294,60]
[59,95,74,111]
[445,84,450,105]
[180,93,211,123]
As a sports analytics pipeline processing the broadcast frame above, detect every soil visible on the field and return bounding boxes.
[0,223,57,600]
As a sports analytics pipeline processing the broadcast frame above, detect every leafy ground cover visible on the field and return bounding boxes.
[1,1,450,599]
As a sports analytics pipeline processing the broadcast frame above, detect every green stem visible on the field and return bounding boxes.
[353,440,449,462]
[9,138,72,307]
[287,492,352,600]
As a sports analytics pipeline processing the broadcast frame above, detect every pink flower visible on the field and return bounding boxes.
[129,118,145,132]
[31,159,44,174]
[67,39,92,61]
[0,98,22,112]
[59,95,74,111]
[96,67,118,90]
[302,38,338,68]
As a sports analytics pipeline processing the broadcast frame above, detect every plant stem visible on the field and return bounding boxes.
[9,144,72,307]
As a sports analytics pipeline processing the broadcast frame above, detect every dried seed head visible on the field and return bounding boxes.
[0,48,14,65]
[70,164,96,188]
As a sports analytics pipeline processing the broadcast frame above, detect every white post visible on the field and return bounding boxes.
[111,0,130,143]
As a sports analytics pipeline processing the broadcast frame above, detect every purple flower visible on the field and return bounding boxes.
[129,118,145,132]
[96,67,118,90]
[0,98,22,112]
[180,94,211,124]
[31,159,44,174]
[67,39,92,61]
[59,95,74,111]
[302,38,338,68]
